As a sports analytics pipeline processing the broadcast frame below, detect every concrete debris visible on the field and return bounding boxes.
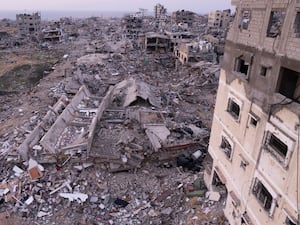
[113,78,161,108]
[145,124,170,151]
[37,211,51,218]
[12,165,24,176]
[59,192,89,203]
[0,6,227,224]
[0,188,10,196]
[207,191,221,202]
[24,196,34,205]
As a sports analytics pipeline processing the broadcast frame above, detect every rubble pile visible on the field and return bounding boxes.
[0,9,229,224]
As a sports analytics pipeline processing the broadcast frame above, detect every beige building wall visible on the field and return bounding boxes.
[206,1,300,225]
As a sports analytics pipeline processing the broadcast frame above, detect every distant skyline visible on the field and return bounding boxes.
[1,0,233,14]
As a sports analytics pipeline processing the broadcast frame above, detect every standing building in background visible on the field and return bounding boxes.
[154,3,167,19]
[122,14,143,39]
[208,9,231,29]
[154,3,168,30]
[16,12,41,36]
[204,0,300,225]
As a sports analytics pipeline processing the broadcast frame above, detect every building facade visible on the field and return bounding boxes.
[205,0,300,225]
[122,14,143,39]
[16,12,41,36]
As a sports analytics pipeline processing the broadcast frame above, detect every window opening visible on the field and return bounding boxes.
[267,11,285,38]
[252,179,273,212]
[268,134,288,158]
[239,9,251,30]
[220,136,232,159]
[260,66,267,77]
[235,58,249,76]
[227,98,240,120]
[277,67,300,103]
[285,217,297,225]
[294,12,300,37]
[250,117,257,126]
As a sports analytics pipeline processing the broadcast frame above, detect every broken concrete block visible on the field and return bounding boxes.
[32,145,42,151]
[148,209,159,217]
[37,211,51,218]
[90,196,98,203]
[73,162,93,171]
[12,165,24,177]
[59,192,88,203]
[25,196,34,205]
[208,191,221,201]
[191,150,202,160]
[161,207,173,215]
[0,188,9,196]
[99,203,105,209]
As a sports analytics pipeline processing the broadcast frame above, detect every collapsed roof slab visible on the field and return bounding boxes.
[113,78,161,108]
[39,85,113,156]
[17,95,69,161]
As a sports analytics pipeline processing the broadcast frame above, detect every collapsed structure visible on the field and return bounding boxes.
[171,10,195,28]
[205,0,300,225]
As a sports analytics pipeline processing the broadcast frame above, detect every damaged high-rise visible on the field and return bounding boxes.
[154,3,167,19]
[205,0,300,225]
[16,12,41,36]
[122,14,143,39]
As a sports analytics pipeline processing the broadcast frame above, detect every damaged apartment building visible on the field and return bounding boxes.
[154,3,168,30]
[204,0,300,225]
[174,41,213,64]
[208,9,232,29]
[122,14,143,39]
[16,12,41,36]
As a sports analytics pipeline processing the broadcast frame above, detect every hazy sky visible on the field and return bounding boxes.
[1,0,233,13]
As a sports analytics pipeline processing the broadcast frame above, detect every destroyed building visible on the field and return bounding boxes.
[174,41,213,64]
[144,32,170,53]
[171,10,195,27]
[164,30,195,52]
[208,9,231,29]
[122,14,143,39]
[205,0,300,225]
[16,12,41,36]
[42,28,63,42]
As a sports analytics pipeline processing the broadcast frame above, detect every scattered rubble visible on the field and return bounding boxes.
[0,6,230,224]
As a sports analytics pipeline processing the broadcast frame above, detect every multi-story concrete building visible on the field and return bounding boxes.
[122,14,143,39]
[204,0,300,225]
[208,9,231,29]
[16,12,41,36]
[154,3,167,19]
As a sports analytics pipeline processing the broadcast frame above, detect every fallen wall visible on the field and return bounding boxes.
[17,95,69,160]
